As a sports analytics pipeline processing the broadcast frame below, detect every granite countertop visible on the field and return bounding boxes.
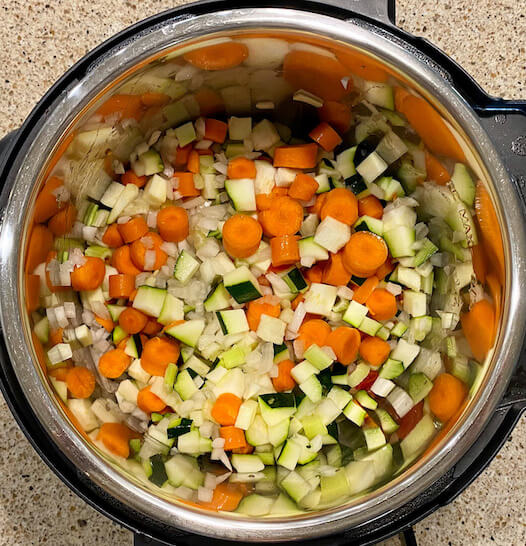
[0,1,524,544]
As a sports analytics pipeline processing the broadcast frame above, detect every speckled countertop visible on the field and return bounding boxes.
[0,1,525,544]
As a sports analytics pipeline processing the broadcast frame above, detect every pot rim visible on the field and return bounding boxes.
[1,7,525,542]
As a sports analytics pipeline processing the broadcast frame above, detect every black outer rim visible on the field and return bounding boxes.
[0,1,525,545]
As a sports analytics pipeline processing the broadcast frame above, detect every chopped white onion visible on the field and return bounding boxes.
[293,338,305,360]
[147,211,158,228]
[288,302,306,333]
[197,487,214,503]
[337,286,354,300]
[63,302,76,319]
[194,139,213,150]
[386,282,403,296]
[181,197,205,209]
[212,437,225,449]
[160,242,178,257]
[143,250,156,270]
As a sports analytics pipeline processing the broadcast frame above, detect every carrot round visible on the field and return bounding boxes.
[98,349,131,379]
[460,299,496,363]
[199,482,245,511]
[227,157,256,179]
[397,401,424,439]
[322,252,352,287]
[141,337,180,377]
[358,195,384,220]
[142,318,163,336]
[204,118,228,143]
[298,319,331,349]
[471,244,487,285]
[352,276,379,304]
[309,122,342,152]
[48,202,76,236]
[222,214,263,259]
[375,257,395,281]
[97,94,144,121]
[33,176,66,223]
[291,293,305,310]
[97,422,139,459]
[112,245,142,275]
[359,336,391,367]
[318,101,352,135]
[140,92,171,107]
[321,188,358,226]
[48,365,72,382]
[424,152,450,185]
[117,217,149,244]
[184,41,248,71]
[174,171,200,197]
[304,263,324,284]
[26,224,54,274]
[26,273,40,313]
[95,315,114,333]
[486,273,502,323]
[327,326,361,365]
[130,233,167,271]
[137,386,167,414]
[71,256,106,291]
[119,307,148,335]
[366,288,398,321]
[195,88,225,116]
[309,192,329,218]
[259,196,303,237]
[186,151,200,174]
[102,224,125,248]
[157,206,189,243]
[219,426,247,451]
[49,327,64,347]
[270,235,300,267]
[66,366,96,399]
[246,298,281,331]
[122,170,147,188]
[273,143,318,169]
[428,373,468,423]
[343,232,388,277]
[336,49,389,83]
[211,393,243,426]
[272,359,296,392]
[109,274,135,299]
[256,193,275,211]
[289,173,319,202]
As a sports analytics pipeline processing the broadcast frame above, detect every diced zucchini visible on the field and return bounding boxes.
[314,216,351,253]
[203,283,231,312]
[225,178,257,211]
[223,266,262,304]
[165,319,205,347]
[304,283,338,317]
[354,215,384,236]
[174,250,200,284]
[132,286,167,318]
[216,309,249,335]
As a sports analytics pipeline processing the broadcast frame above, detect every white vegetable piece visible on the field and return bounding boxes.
[68,399,99,432]
[275,167,298,187]
[314,216,351,253]
[256,315,287,344]
[304,283,338,317]
[387,386,414,418]
[254,160,276,194]
[144,174,167,206]
[252,119,280,151]
[47,343,72,364]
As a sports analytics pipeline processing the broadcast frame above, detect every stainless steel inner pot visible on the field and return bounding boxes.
[1,5,525,543]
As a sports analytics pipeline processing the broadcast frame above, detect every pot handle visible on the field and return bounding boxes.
[319,0,396,26]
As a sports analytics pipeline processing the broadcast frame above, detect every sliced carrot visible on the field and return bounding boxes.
[259,196,303,237]
[66,366,96,399]
[304,263,324,284]
[309,192,329,218]
[95,315,114,333]
[471,244,487,285]
[142,318,163,336]
[96,94,144,121]
[359,336,391,367]
[397,93,466,162]
[117,217,149,244]
[130,233,167,271]
[204,118,228,143]
[109,274,135,299]
[33,176,66,223]
[425,152,450,185]
[227,157,256,179]
[298,319,331,349]
[186,151,200,174]
[460,299,496,363]
[272,359,296,392]
[486,273,502,323]
[343,232,388,277]
[219,426,247,450]
[49,328,64,347]
[232,444,254,454]
[309,122,342,152]
[98,349,132,379]
[195,88,225,116]
[222,214,263,259]
[428,373,468,423]
[273,143,318,169]
[212,393,243,426]
[119,307,148,335]
[322,252,352,287]
[102,224,125,248]
[397,401,424,439]
[71,256,106,291]
[112,245,142,275]
[97,422,140,459]
[283,50,350,101]
[394,86,412,113]
[48,202,76,236]
[366,288,398,321]
[358,195,384,220]
[375,257,395,281]
[141,337,180,376]
[475,181,505,284]
[175,144,193,168]
[184,41,249,71]
[140,92,171,107]
[137,386,167,414]
[157,206,189,243]
[48,366,72,382]
[336,49,389,83]
[318,101,352,134]
[199,482,244,511]
[255,193,275,211]
[291,293,305,311]
[26,224,54,274]
[352,276,379,304]
[174,171,200,197]
[289,173,318,202]
[26,273,40,313]
[321,188,358,226]
[327,326,361,365]
[270,235,300,267]
[246,298,281,331]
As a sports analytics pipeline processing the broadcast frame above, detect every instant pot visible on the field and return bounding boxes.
[0,1,525,544]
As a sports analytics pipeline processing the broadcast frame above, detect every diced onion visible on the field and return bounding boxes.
[117,215,131,225]
[144,250,156,270]
[194,139,213,150]
[197,487,214,503]
[288,302,306,333]
[212,437,225,449]
[337,286,354,300]
[386,282,402,296]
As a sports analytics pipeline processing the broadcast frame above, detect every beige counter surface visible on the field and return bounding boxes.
[0,1,525,544]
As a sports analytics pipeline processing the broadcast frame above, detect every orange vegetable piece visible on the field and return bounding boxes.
[375,257,395,281]
[255,193,275,211]
[298,319,331,349]
[471,244,487,285]
[137,386,167,414]
[49,328,64,347]
[272,359,296,392]
[96,94,144,121]
[112,245,142,275]
[425,152,450,185]
[222,214,263,259]
[246,297,281,331]
[352,276,379,304]
[66,366,96,399]
[48,366,72,382]
[48,202,76,236]
[102,224,125,248]
[258,196,303,237]
[291,293,305,311]
[309,192,329,218]
[359,336,391,367]
[309,122,342,152]
[358,195,384,220]
[26,273,40,313]
[25,224,54,274]
[318,101,352,135]
[336,49,389,83]
[71,256,106,291]
[270,235,300,267]
[320,188,358,225]
[184,41,249,71]
[186,151,200,174]
[204,118,228,143]
[121,170,147,188]
[397,401,424,439]
[212,393,243,426]
[394,86,412,112]
[273,143,318,169]
[174,171,200,197]
[343,232,388,277]
[366,288,398,321]
[117,217,149,244]
[130,232,167,271]
[33,176,66,223]
[219,426,248,451]
[304,263,324,284]
[486,273,502,323]
[98,349,132,379]
[195,88,225,116]
[227,157,257,179]
[140,92,171,107]
[141,337,180,376]
[289,173,319,202]
[175,144,193,168]
[232,444,254,454]
[460,299,496,363]
[142,318,163,336]
[119,307,148,335]
[199,482,245,511]
[428,373,468,423]
[97,422,140,459]
[322,252,352,287]
[157,206,189,243]
[95,315,114,333]
[327,326,361,365]
[109,274,135,299]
